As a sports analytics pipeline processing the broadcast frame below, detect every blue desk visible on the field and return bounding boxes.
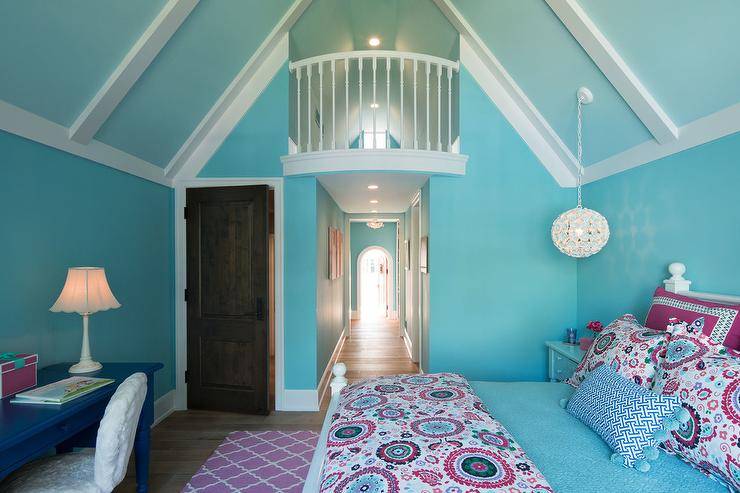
[0,362,163,493]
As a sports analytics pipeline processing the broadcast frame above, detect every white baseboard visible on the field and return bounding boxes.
[401,329,414,360]
[153,389,176,427]
[282,389,319,411]
[318,329,347,407]
[282,328,347,412]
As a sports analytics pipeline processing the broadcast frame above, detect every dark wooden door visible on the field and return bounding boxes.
[186,185,269,414]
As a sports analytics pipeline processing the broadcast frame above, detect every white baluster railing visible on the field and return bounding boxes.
[289,50,459,154]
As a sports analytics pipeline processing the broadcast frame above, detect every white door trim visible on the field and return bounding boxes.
[173,177,286,411]
[410,191,422,366]
[356,245,394,321]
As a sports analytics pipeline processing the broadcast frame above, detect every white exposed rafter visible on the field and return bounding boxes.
[433,0,578,187]
[167,0,312,181]
[584,102,740,183]
[69,0,199,144]
[545,0,678,144]
[0,100,169,186]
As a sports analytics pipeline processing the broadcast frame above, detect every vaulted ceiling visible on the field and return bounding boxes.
[1,0,738,187]
[451,0,740,169]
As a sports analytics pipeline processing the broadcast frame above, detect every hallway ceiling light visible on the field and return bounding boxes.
[370,103,379,109]
[368,37,380,47]
[371,210,378,213]
[367,185,379,190]
[367,219,384,229]
[551,87,610,258]
[370,199,379,204]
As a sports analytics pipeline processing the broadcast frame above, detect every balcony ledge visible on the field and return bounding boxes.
[281,148,468,176]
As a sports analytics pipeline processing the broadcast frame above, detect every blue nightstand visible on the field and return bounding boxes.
[546,341,586,382]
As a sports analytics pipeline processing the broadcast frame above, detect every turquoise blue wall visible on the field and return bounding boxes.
[577,132,740,326]
[428,68,578,381]
[283,176,318,389]
[0,131,174,399]
[350,221,397,312]
[198,64,288,178]
[316,184,345,381]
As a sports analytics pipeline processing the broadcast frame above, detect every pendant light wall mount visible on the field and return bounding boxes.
[551,87,610,258]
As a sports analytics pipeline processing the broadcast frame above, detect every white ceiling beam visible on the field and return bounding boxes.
[584,102,740,183]
[282,149,467,176]
[167,0,312,181]
[1,100,170,186]
[545,0,678,144]
[69,0,199,144]
[433,0,578,187]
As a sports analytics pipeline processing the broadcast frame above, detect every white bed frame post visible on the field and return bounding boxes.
[663,262,692,294]
[663,261,740,304]
[330,363,348,395]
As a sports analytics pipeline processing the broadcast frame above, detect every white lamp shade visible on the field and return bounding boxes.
[50,267,121,314]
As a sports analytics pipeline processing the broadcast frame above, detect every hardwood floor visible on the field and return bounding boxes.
[117,317,417,492]
[339,317,419,383]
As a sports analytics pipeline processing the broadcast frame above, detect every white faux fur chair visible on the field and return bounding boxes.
[1,373,148,493]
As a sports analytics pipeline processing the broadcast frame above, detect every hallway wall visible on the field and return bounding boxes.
[349,221,398,315]
[316,182,346,382]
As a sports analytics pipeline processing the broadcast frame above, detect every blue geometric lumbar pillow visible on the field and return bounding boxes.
[561,363,689,472]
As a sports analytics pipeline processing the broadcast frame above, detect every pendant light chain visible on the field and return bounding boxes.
[551,86,610,258]
[576,94,584,208]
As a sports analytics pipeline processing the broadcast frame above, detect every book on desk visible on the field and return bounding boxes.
[11,376,114,406]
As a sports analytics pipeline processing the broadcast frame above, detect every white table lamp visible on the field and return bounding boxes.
[50,267,121,374]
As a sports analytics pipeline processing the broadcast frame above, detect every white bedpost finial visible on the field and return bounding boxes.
[664,262,691,293]
[330,363,348,396]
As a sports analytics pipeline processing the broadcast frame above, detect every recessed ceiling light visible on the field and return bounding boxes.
[370,103,379,109]
[368,37,380,47]
[371,210,378,213]
[367,184,379,190]
[370,199,379,204]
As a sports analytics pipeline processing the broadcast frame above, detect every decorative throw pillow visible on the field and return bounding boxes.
[566,314,669,389]
[653,321,740,490]
[564,364,687,472]
[645,287,740,349]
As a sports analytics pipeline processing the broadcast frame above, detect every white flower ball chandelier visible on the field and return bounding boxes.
[551,87,609,258]
[366,219,384,229]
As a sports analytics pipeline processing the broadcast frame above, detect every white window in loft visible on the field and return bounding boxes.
[363,131,387,149]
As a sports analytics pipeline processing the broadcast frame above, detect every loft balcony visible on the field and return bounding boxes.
[281,50,468,176]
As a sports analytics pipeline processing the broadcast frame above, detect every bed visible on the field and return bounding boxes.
[304,374,725,492]
[304,263,737,492]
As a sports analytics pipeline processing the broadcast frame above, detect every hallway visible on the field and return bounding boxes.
[337,318,419,383]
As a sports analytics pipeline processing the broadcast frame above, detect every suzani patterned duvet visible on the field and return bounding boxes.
[319,373,553,492]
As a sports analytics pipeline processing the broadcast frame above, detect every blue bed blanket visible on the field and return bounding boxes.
[470,381,728,493]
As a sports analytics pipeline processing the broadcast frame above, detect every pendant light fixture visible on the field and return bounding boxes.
[551,87,609,258]
[367,219,384,229]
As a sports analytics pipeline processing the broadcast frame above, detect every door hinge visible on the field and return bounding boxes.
[184,288,189,302]
[184,206,188,220]
[184,370,189,383]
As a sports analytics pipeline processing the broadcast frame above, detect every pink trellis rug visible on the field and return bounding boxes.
[183,430,319,492]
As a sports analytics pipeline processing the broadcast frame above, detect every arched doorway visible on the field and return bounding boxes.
[356,246,393,320]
